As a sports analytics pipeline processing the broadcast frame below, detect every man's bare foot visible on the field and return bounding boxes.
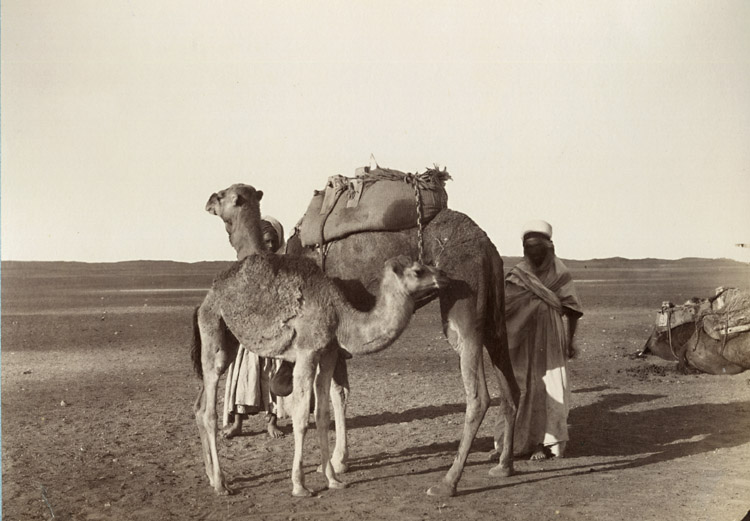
[530,445,550,461]
[266,415,284,439]
[221,416,243,439]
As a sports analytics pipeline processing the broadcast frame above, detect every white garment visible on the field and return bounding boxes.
[222,346,284,426]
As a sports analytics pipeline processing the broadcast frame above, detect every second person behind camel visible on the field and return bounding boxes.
[222,215,287,438]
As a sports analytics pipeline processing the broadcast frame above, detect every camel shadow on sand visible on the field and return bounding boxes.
[346,402,466,430]
[460,392,750,496]
[227,403,467,489]
[229,392,750,494]
[343,391,750,493]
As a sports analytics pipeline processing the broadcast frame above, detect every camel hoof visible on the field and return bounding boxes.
[292,487,314,498]
[328,479,348,490]
[332,460,349,474]
[214,484,232,496]
[318,461,348,474]
[488,464,514,478]
[208,475,232,495]
[426,483,456,497]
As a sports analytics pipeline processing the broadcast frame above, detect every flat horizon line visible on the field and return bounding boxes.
[1,256,747,265]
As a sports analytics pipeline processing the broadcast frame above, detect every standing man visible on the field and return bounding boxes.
[222,215,287,439]
[503,220,583,460]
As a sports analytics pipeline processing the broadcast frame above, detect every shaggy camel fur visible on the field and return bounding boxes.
[205,184,351,472]
[192,185,447,497]
[287,202,520,497]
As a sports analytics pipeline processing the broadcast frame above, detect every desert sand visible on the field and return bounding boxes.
[2,258,749,520]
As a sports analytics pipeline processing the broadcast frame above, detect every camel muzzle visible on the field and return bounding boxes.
[205,193,220,214]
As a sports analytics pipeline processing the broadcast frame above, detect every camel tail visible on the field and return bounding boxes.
[483,244,512,369]
[190,305,203,378]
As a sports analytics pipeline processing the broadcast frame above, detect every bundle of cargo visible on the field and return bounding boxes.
[640,287,750,374]
[298,166,451,248]
[701,287,750,341]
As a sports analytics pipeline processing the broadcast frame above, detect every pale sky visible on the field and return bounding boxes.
[1,1,748,262]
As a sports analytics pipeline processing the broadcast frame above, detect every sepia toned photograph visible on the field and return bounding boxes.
[1,2,749,520]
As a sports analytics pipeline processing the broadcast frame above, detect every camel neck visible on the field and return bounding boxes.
[229,205,266,260]
[335,276,415,355]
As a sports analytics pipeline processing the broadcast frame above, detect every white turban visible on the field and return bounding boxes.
[521,219,553,240]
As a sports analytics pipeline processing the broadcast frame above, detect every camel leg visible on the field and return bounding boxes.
[196,366,231,494]
[193,385,214,484]
[329,378,349,474]
[290,353,317,497]
[427,319,490,497]
[487,336,518,477]
[316,351,349,475]
[194,307,233,495]
[329,351,349,474]
[315,348,347,490]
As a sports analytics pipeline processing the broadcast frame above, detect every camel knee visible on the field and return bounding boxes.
[465,394,490,424]
[496,392,517,419]
[193,388,205,415]
[331,381,348,405]
[315,398,331,420]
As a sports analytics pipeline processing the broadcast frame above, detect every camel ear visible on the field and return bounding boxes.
[395,255,412,268]
[256,190,263,201]
[388,255,412,276]
[386,257,404,276]
[228,191,242,206]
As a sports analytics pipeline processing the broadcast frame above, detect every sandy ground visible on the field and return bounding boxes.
[2,259,750,521]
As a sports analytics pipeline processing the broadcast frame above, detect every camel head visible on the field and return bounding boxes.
[205,184,264,223]
[382,255,449,303]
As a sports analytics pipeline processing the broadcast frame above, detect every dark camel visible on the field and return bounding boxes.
[287,203,520,497]
[642,323,750,375]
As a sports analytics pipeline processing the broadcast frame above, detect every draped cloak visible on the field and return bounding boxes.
[222,218,288,425]
[505,253,583,455]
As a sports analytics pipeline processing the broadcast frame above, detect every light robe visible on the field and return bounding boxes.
[223,349,284,426]
[504,253,582,456]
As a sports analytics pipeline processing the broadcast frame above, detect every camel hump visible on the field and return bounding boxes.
[298,166,451,247]
[212,254,331,353]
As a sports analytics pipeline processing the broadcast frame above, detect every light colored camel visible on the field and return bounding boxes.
[205,184,351,473]
[192,184,447,497]
[287,199,520,497]
[205,184,270,260]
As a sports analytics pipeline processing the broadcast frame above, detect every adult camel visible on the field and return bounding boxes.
[286,189,520,497]
[192,184,447,497]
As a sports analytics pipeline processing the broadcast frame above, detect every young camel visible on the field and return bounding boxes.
[192,185,447,497]
[205,184,351,472]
